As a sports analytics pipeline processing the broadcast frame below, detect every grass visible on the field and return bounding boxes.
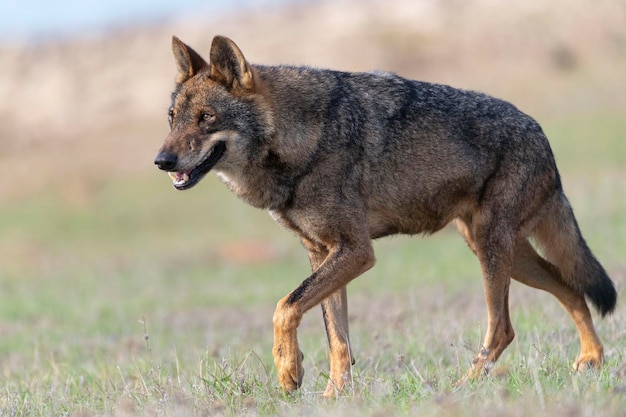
[1,100,626,417]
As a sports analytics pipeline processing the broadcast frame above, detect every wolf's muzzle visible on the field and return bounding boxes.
[154,151,178,171]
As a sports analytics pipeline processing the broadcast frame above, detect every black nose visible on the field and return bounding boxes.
[154,151,178,171]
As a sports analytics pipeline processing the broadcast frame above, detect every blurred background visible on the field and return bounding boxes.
[0,0,626,202]
[1,0,625,201]
[0,0,625,378]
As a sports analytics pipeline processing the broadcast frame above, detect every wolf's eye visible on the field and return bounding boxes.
[201,113,216,123]
[167,109,174,125]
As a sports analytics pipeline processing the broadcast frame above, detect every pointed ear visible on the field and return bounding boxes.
[209,36,254,92]
[171,36,208,84]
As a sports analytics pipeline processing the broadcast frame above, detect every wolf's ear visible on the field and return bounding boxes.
[172,36,208,84]
[209,36,254,92]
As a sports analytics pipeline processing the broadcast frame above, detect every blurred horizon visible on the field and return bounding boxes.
[0,0,624,203]
[0,0,299,42]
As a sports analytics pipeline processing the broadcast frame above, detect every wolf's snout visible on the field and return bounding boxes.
[154,151,178,171]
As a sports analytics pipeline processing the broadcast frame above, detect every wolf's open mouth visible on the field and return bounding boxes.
[168,141,226,190]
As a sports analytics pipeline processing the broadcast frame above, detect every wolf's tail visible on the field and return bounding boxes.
[533,192,617,316]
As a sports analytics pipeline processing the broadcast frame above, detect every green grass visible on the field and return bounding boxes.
[1,110,625,416]
[544,111,626,173]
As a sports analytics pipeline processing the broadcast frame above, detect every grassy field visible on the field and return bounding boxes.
[1,1,626,414]
[0,106,625,417]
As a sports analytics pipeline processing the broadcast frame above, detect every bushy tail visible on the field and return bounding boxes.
[534,192,617,316]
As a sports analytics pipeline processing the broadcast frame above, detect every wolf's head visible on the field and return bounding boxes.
[154,36,272,190]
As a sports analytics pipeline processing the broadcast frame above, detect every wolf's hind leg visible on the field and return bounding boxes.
[470,264,515,377]
[511,239,604,369]
[455,217,516,381]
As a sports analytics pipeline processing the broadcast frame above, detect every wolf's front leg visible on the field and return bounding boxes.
[272,296,304,392]
[321,287,354,398]
[304,243,354,397]
[272,239,375,394]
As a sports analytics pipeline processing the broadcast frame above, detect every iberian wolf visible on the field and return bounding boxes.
[154,35,617,396]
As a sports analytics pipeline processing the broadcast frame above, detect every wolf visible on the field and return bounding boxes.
[154,35,617,397]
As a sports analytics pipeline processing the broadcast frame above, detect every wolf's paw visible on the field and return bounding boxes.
[274,347,304,393]
[454,363,492,387]
[573,351,603,371]
[453,349,495,387]
[322,349,354,398]
[323,370,352,398]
